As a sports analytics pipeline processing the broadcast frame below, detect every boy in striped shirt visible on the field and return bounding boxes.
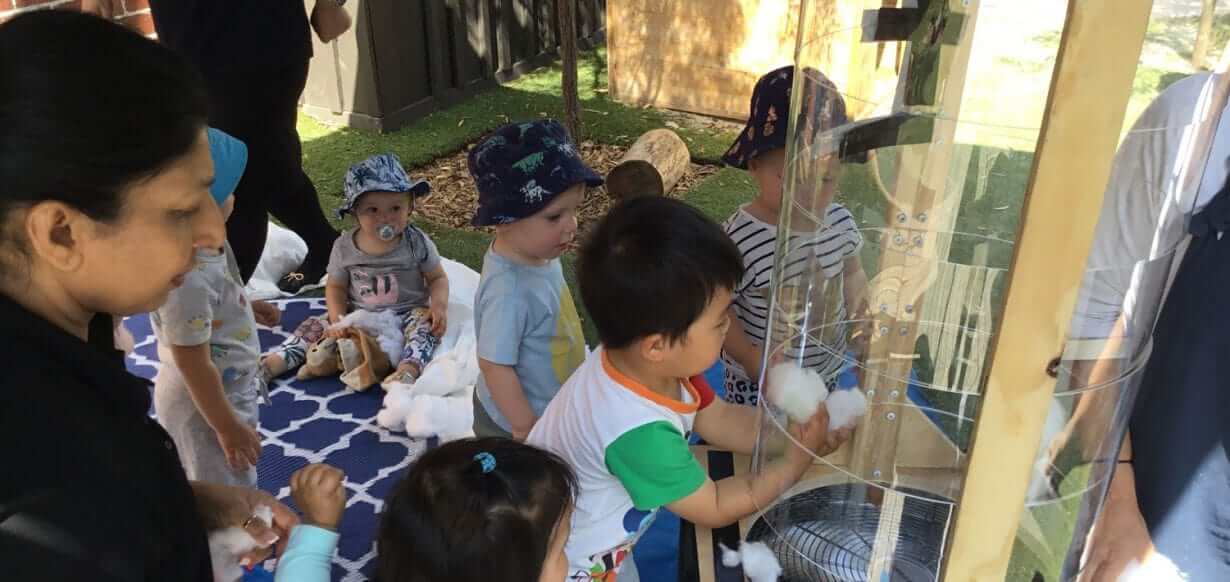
[720,66,869,406]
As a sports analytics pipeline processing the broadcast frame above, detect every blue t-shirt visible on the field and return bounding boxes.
[474,247,587,432]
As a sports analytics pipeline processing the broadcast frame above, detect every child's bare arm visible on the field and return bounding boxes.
[670,408,837,528]
[170,343,262,470]
[478,358,536,440]
[723,311,763,381]
[423,265,449,336]
[667,462,800,529]
[669,413,825,529]
[324,276,349,326]
[693,400,760,456]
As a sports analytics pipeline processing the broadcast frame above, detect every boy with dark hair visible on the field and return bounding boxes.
[528,196,848,581]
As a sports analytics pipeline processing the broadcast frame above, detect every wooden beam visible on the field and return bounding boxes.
[941,1,1154,580]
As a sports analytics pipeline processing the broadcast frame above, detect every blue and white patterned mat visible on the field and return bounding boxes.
[124,298,430,582]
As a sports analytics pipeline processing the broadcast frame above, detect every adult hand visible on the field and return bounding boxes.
[215,418,263,472]
[311,2,353,43]
[291,464,348,531]
[1078,483,1155,582]
[251,300,282,328]
[193,481,301,557]
[80,0,119,18]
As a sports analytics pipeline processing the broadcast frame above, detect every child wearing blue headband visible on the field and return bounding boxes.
[150,128,279,487]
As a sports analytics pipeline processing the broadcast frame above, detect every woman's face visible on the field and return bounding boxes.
[70,129,225,315]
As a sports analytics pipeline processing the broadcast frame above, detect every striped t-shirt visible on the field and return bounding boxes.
[721,203,863,404]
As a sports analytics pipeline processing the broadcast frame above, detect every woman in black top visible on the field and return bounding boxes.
[0,12,296,581]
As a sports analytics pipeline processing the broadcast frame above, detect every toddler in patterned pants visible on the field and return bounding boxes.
[261,153,449,387]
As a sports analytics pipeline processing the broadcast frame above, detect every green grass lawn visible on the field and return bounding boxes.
[300,46,740,237]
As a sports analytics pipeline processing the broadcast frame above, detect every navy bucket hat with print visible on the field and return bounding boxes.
[467,119,604,227]
[722,65,859,170]
[337,152,431,219]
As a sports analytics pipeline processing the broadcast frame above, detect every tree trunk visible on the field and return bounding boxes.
[1194,0,1219,69]
[606,129,691,199]
[559,0,582,141]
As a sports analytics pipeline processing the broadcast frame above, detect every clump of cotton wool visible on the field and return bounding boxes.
[766,362,829,424]
[719,541,783,582]
[824,388,868,430]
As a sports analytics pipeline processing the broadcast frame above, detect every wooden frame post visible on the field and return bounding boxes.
[941,1,1154,579]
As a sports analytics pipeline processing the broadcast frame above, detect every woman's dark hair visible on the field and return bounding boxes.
[0,11,208,257]
[579,196,744,349]
[376,437,577,582]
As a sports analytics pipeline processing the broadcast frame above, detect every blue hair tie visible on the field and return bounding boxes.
[473,452,496,474]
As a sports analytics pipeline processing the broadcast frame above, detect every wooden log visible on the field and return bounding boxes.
[606,129,691,199]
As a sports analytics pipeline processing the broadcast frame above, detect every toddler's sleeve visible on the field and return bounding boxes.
[273,525,339,582]
[418,230,442,273]
[326,236,348,284]
[605,422,707,510]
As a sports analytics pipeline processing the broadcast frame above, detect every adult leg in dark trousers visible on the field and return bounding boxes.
[203,61,338,286]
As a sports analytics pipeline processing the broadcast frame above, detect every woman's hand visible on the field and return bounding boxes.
[192,481,301,556]
[310,1,352,43]
[1078,469,1155,582]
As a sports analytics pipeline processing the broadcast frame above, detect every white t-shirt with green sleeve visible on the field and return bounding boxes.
[527,348,712,581]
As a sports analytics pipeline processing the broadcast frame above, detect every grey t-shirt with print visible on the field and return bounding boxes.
[151,242,262,393]
[327,225,442,313]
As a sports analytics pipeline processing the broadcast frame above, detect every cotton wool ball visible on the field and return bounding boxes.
[739,541,783,582]
[1118,555,1187,582]
[719,543,741,568]
[767,362,829,423]
[824,388,868,431]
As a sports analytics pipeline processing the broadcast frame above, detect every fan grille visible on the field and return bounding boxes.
[745,484,953,581]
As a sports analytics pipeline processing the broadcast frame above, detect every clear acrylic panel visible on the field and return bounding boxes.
[746,0,1226,580]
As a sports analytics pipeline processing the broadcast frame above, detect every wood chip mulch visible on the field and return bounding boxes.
[411,141,719,244]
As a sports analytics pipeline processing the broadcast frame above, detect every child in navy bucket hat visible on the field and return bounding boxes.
[261,152,451,388]
[719,66,870,408]
[467,119,599,439]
